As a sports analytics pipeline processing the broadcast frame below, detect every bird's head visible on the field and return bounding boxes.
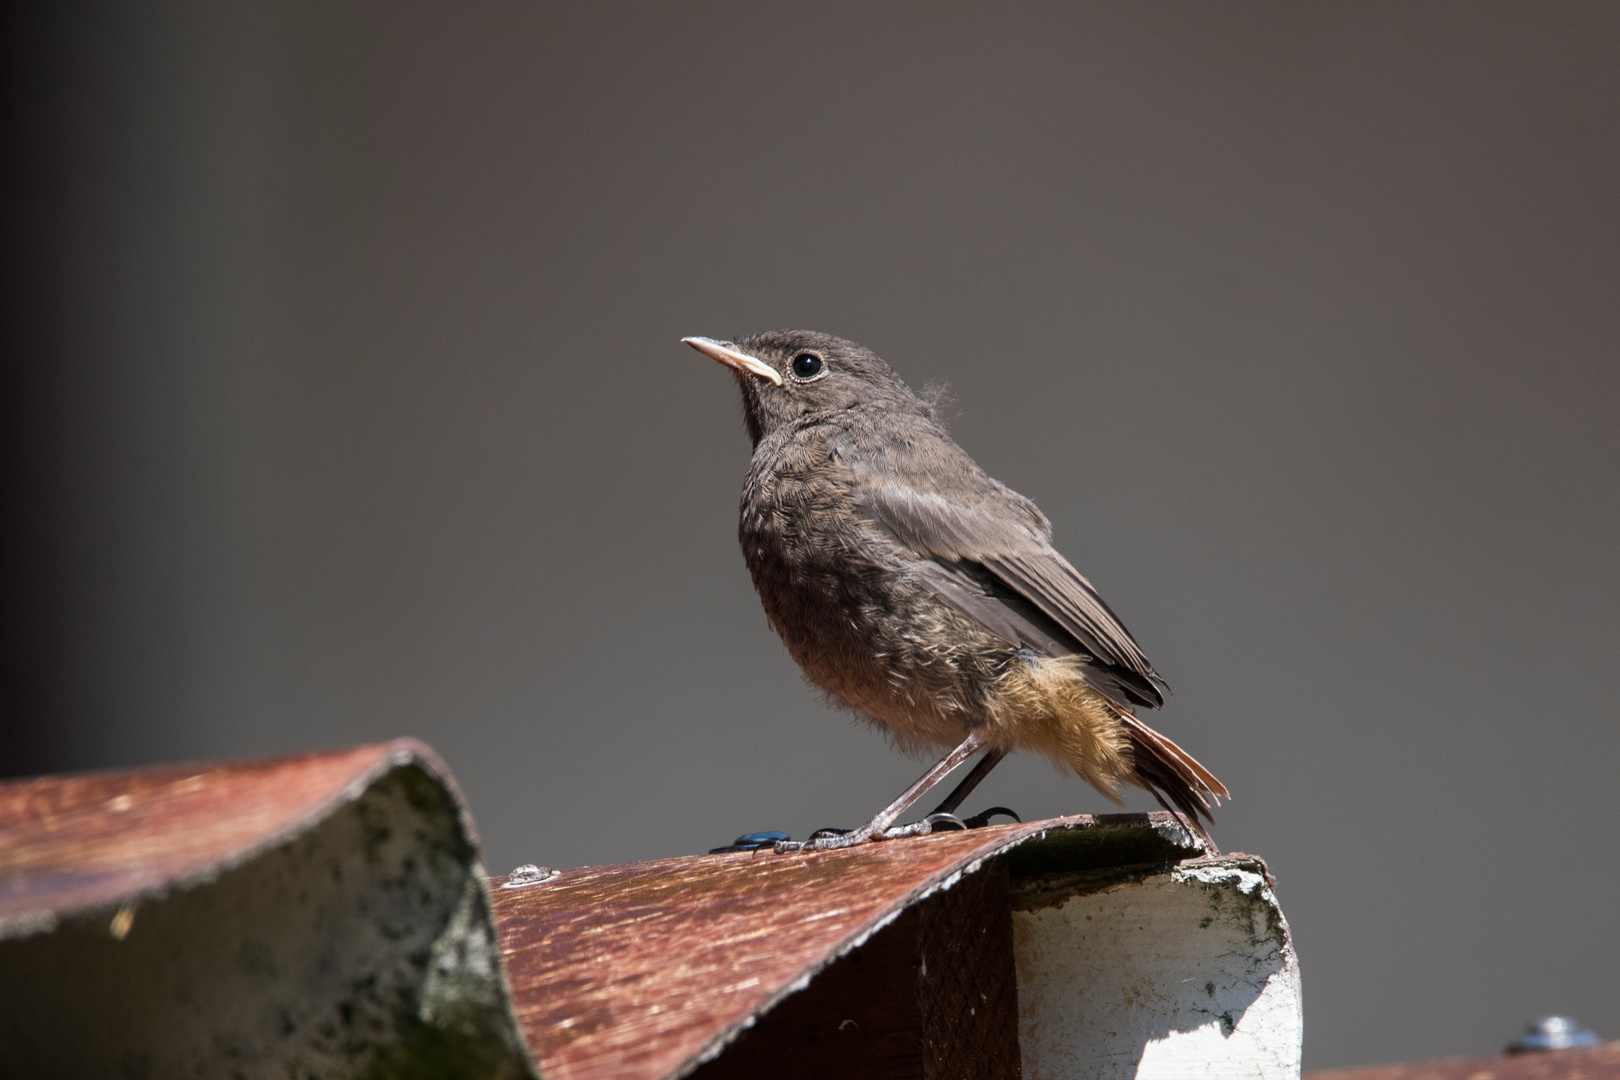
[683,330,931,446]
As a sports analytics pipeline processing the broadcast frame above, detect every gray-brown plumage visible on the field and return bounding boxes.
[685,330,1227,846]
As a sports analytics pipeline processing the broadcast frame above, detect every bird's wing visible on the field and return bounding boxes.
[848,420,1162,704]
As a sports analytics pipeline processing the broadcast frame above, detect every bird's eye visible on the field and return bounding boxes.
[790,353,824,380]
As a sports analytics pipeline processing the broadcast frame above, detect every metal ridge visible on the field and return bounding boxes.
[492,810,1208,1080]
[0,738,464,939]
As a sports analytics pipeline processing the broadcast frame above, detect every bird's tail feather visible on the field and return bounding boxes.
[989,652,1229,845]
[1117,712,1229,841]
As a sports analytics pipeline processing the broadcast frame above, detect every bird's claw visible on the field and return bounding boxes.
[760,807,1021,854]
[722,805,1023,855]
[921,812,967,831]
[962,806,1021,828]
[773,829,866,853]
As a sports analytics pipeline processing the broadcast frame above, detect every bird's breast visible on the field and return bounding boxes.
[735,427,1017,747]
[740,439,870,587]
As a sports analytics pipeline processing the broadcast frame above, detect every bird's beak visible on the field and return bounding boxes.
[682,336,783,386]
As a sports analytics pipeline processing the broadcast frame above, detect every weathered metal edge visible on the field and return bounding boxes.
[0,739,477,941]
[0,739,545,1077]
[667,811,1208,1080]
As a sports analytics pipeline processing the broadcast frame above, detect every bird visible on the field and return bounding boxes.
[684,331,1227,852]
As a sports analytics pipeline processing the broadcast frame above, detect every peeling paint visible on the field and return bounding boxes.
[1013,856,1302,1080]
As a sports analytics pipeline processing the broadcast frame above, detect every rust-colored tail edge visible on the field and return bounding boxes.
[1117,712,1228,841]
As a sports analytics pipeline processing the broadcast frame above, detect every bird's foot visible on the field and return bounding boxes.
[888,807,1020,833]
[771,826,872,853]
[767,819,944,853]
[962,805,1021,828]
[717,806,1023,856]
[768,808,1020,853]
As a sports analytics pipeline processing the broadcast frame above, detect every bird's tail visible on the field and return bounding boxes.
[1117,711,1229,842]
[988,652,1230,845]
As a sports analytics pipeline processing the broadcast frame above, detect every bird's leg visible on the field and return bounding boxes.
[924,746,1021,829]
[775,729,990,853]
[716,744,1006,854]
[927,747,1007,816]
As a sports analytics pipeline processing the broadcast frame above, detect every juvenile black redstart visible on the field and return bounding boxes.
[685,331,1227,852]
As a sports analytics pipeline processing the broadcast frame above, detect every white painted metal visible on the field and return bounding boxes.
[1013,859,1303,1080]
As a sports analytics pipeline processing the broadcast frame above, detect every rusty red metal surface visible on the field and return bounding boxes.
[0,738,457,936]
[2,741,1214,1079]
[1306,1044,1620,1080]
[491,811,1203,1080]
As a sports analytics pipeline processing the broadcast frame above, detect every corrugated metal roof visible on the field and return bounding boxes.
[0,741,534,1078]
[2,739,1261,1079]
[0,738,467,937]
[493,811,1207,1080]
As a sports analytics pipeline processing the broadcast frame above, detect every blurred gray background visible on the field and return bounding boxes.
[3,2,1617,1069]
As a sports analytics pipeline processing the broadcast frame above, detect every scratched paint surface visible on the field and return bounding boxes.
[0,739,453,936]
[0,740,533,1078]
[491,814,1198,1080]
[0,745,1224,1080]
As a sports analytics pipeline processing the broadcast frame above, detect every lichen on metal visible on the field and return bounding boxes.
[0,740,536,1079]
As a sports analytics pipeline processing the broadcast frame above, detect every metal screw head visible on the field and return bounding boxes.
[1506,1017,1601,1054]
[501,863,557,889]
